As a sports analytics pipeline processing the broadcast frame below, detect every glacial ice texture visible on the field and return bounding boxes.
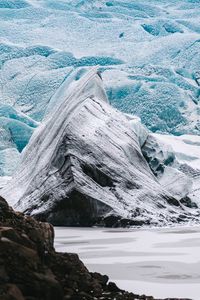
[1,69,199,227]
[0,0,200,225]
[0,0,200,135]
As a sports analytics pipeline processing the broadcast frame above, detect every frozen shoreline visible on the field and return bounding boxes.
[54,226,200,300]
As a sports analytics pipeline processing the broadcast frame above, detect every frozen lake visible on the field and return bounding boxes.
[54,226,200,300]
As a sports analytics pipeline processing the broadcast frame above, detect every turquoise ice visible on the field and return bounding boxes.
[0,0,200,176]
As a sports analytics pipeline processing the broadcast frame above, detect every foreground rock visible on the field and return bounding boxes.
[0,196,191,300]
[1,68,199,227]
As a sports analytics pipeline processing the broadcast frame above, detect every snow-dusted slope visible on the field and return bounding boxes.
[1,69,199,226]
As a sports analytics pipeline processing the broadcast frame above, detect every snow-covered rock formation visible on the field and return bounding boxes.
[1,69,199,227]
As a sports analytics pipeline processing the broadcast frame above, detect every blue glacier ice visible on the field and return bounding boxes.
[0,104,37,151]
[0,104,37,175]
[2,69,198,226]
[0,126,20,177]
[0,0,200,176]
[0,0,199,135]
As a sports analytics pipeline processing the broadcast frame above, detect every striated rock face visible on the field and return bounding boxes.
[1,68,199,227]
[0,196,191,300]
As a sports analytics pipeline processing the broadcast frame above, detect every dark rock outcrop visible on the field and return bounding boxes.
[0,196,191,300]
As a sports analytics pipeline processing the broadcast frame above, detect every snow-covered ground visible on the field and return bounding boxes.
[54,226,200,300]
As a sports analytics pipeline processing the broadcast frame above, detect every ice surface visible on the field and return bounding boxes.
[125,114,149,147]
[0,0,200,225]
[141,133,193,199]
[0,0,199,134]
[142,134,175,176]
[154,133,200,205]
[154,134,200,170]
[0,148,20,176]
[54,226,200,300]
[158,166,193,200]
[0,104,37,175]
[1,69,199,226]
[125,120,194,200]
[0,176,11,189]
[0,105,37,151]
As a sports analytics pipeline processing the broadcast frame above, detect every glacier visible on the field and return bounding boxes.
[0,0,200,226]
[0,104,38,177]
[0,0,200,138]
[154,133,200,206]
[1,69,199,227]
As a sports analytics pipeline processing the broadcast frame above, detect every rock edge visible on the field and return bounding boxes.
[0,196,191,300]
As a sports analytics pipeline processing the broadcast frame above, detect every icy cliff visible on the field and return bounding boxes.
[1,69,199,226]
